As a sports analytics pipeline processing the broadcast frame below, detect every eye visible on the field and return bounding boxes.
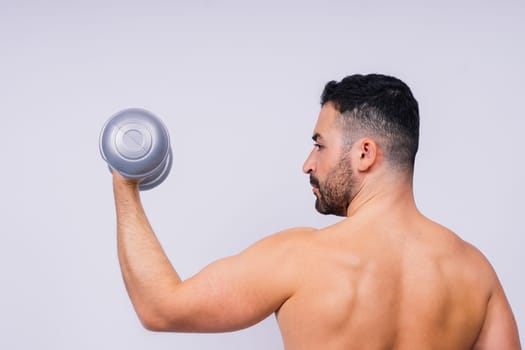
[314,143,324,151]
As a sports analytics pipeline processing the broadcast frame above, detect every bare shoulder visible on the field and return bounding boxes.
[235,226,321,289]
[425,219,498,283]
[240,226,318,257]
[260,226,318,241]
[438,228,525,348]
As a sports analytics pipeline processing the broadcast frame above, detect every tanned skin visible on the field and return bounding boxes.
[112,103,521,349]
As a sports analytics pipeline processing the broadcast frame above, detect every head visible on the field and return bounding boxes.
[303,74,420,216]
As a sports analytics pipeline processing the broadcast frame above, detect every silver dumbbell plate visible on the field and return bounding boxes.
[99,108,172,191]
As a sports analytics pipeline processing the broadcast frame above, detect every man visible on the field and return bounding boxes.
[112,74,521,349]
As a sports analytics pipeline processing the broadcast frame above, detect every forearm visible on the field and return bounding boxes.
[113,176,181,327]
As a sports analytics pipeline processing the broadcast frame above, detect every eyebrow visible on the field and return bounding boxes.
[312,133,322,142]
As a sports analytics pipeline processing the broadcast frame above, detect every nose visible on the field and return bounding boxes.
[303,149,316,174]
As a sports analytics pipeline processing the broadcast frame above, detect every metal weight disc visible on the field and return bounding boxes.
[99,108,172,190]
[139,147,173,191]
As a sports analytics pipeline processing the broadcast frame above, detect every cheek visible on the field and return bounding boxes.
[319,151,341,173]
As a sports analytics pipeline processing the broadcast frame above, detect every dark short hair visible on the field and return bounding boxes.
[321,74,420,169]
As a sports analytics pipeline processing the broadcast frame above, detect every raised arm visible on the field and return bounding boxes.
[112,171,309,332]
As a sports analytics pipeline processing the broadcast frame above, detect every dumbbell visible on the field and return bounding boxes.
[99,108,172,190]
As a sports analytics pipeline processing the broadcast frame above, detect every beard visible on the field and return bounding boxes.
[310,154,356,217]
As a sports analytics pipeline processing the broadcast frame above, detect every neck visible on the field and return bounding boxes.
[346,171,418,218]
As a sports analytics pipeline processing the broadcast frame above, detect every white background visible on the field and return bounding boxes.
[1,1,523,348]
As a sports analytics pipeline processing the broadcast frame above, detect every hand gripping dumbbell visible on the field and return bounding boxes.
[99,108,172,190]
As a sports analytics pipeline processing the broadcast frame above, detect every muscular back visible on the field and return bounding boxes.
[111,172,520,348]
[276,215,498,349]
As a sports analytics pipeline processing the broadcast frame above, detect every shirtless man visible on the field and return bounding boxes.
[112,74,521,349]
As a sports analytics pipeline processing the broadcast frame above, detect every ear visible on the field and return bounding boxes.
[355,138,378,172]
